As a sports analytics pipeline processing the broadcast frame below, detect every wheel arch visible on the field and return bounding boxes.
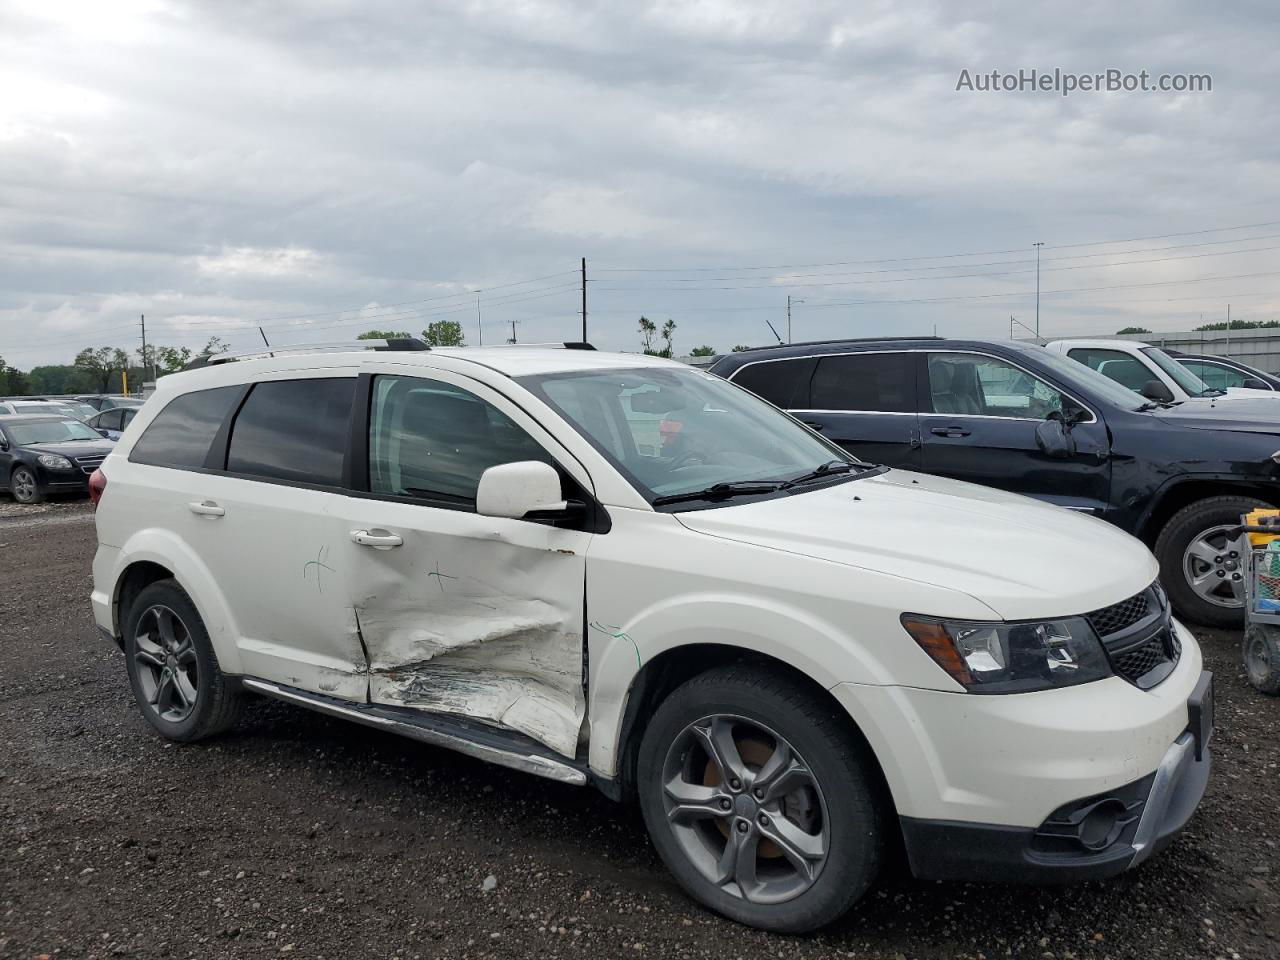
[606,644,894,816]
[1137,477,1278,545]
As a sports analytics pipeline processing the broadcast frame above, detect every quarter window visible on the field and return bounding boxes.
[809,353,916,412]
[129,386,243,470]
[1065,348,1152,393]
[368,375,549,506]
[226,378,355,485]
[731,358,817,408]
[926,353,1068,419]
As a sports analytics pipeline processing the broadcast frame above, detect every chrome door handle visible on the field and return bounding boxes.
[188,500,225,518]
[350,529,403,549]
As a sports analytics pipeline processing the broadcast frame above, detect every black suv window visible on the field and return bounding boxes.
[369,375,549,507]
[731,357,817,408]
[130,386,243,469]
[226,378,355,485]
[926,352,1068,419]
[810,352,916,412]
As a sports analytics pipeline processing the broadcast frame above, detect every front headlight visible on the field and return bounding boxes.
[902,615,1111,693]
[36,454,73,470]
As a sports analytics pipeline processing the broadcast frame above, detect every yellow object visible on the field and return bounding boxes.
[121,370,128,395]
[1245,508,1280,546]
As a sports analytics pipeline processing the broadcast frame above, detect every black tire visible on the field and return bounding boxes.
[9,465,43,504]
[1243,624,1280,695]
[1155,495,1267,628]
[123,579,244,741]
[636,664,885,932]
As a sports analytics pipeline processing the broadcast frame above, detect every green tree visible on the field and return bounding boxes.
[638,316,657,354]
[422,320,465,347]
[1115,326,1152,335]
[200,336,230,356]
[0,355,30,396]
[138,344,193,376]
[357,329,413,340]
[658,318,677,359]
[28,365,95,394]
[731,344,751,352]
[1194,319,1280,332]
[690,345,717,357]
[73,347,131,392]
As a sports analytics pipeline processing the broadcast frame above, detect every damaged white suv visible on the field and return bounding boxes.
[90,340,1213,932]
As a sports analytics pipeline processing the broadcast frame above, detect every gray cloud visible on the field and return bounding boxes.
[1,0,1276,367]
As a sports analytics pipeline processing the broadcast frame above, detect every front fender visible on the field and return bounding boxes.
[104,527,243,674]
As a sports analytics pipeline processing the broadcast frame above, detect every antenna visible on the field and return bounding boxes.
[764,319,785,345]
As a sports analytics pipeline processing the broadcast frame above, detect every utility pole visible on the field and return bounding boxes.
[476,291,483,346]
[787,295,804,343]
[1226,303,1231,356]
[139,314,150,385]
[1033,241,1044,338]
[581,257,588,342]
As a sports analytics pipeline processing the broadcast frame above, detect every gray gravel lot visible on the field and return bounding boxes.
[1,502,1278,959]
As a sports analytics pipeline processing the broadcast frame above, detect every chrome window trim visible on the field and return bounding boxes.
[727,348,1099,425]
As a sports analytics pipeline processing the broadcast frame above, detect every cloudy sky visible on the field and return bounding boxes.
[1,0,1277,368]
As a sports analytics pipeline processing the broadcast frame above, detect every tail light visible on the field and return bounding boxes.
[88,468,107,507]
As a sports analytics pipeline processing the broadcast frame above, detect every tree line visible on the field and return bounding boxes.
[0,336,230,397]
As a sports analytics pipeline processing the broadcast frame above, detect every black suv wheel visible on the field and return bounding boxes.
[1156,495,1267,627]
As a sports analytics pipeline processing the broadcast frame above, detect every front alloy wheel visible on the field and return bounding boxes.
[662,715,829,904]
[10,466,40,504]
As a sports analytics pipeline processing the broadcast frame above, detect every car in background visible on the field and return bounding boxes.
[710,337,1280,627]
[74,394,145,412]
[1045,338,1280,404]
[85,406,139,440]
[0,415,115,503]
[0,399,95,420]
[1166,351,1280,393]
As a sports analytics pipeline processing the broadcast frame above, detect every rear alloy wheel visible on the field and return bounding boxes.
[123,579,244,741]
[638,666,884,932]
[1156,495,1267,627]
[10,466,42,504]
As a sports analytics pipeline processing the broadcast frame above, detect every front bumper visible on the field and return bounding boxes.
[35,464,91,492]
[899,720,1211,883]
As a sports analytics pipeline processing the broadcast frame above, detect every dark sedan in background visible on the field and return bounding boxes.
[0,415,115,503]
[1168,351,1280,392]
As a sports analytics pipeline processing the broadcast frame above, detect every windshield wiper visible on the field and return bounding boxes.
[652,480,782,507]
[779,459,859,488]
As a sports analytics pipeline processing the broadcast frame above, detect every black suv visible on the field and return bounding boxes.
[710,337,1280,627]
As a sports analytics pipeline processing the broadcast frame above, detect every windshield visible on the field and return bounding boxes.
[7,418,103,445]
[1141,347,1217,397]
[1013,345,1154,410]
[521,366,857,502]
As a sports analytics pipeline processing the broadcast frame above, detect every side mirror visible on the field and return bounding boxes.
[476,461,567,519]
[1035,412,1077,459]
[1140,379,1175,403]
[97,429,111,438]
[1242,377,1269,390]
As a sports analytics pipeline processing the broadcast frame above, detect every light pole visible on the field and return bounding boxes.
[1033,241,1044,338]
[787,295,804,344]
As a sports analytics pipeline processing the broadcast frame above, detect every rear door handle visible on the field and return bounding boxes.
[800,420,824,431]
[350,529,403,550]
[188,500,225,518]
[930,426,971,438]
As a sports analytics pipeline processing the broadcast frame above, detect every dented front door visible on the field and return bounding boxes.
[336,369,592,758]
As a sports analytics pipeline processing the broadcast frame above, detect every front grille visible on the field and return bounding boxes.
[1086,592,1150,637]
[1087,585,1179,688]
[73,455,106,475]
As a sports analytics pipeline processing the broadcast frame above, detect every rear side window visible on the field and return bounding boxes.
[810,352,916,412]
[130,386,243,469]
[730,358,817,408]
[226,378,355,486]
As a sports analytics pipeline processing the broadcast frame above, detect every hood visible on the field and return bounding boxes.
[26,440,115,458]
[674,469,1157,622]
[1154,399,1280,434]
[1223,387,1280,400]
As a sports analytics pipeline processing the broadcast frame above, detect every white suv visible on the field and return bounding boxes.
[89,341,1213,932]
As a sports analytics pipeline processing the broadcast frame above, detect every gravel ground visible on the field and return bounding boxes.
[1,502,1278,960]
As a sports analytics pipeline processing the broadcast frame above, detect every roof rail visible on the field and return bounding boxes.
[182,338,430,371]
[736,336,945,353]
[453,341,596,350]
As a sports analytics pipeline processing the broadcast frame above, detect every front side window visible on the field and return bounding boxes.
[97,410,124,431]
[6,418,102,445]
[1140,347,1217,396]
[226,378,355,485]
[523,366,853,501]
[927,353,1067,419]
[809,352,916,412]
[1065,347,1153,393]
[129,385,243,469]
[369,375,550,505]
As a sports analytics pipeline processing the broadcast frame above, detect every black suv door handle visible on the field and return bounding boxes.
[930,426,971,438]
[801,420,824,431]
